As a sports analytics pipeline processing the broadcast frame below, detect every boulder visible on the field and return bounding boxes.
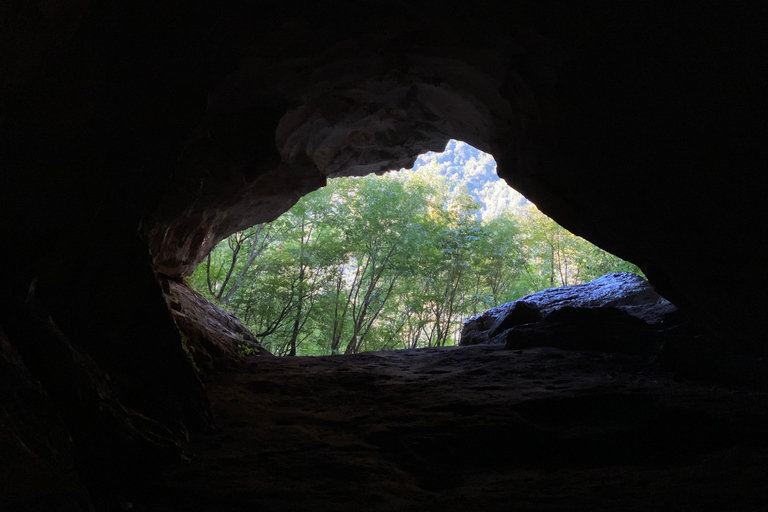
[460,273,677,349]
[502,306,659,355]
[488,301,543,339]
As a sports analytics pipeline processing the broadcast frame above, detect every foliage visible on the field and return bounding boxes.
[189,152,643,356]
[237,343,260,357]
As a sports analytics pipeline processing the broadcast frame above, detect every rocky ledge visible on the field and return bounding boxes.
[162,279,272,373]
[133,343,768,512]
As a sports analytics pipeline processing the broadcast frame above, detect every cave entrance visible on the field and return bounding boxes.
[188,141,641,357]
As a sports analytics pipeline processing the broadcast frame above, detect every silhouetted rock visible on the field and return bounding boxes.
[461,301,542,346]
[460,273,675,349]
[502,306,659,355]
[488,301,543,338]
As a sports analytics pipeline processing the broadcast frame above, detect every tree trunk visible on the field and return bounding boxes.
[223,224,267,303]
[550,243,556,287]
[288,295,302,356]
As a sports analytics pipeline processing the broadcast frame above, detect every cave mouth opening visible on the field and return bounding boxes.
[185,141,641,357]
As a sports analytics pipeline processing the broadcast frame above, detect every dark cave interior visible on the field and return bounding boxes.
[1,2,767,510]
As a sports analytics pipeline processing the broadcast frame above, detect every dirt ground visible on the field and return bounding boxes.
[137,344,768,511]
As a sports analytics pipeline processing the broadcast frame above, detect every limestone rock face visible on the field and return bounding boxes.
[460,273,677,347]
[163,279,272,372]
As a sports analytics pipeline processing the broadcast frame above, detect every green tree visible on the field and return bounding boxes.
[324,174,432,354]
[189,158,644,356]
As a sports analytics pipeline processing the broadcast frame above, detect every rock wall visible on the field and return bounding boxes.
[0,328,90,510]
[163,278,272,372]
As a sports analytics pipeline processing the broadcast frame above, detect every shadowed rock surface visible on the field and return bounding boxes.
[136,345,768,512]
[502,307,661,356]
[0,328,90,510]
[163,279,272,372]
[461,273,678,347]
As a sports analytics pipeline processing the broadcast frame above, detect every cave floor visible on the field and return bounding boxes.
[143,344,768,511]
